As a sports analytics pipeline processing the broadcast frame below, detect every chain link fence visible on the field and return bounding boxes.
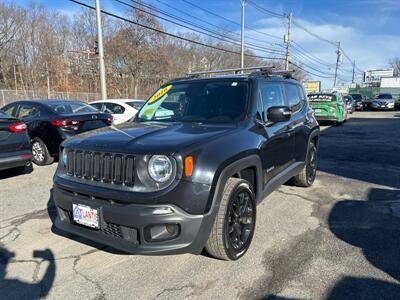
[0,90,102,106]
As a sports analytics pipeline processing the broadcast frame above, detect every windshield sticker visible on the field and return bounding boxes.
[148,85,173,104]
[142,108,155,118]
[309,94,334,101]
[231,82,238,86]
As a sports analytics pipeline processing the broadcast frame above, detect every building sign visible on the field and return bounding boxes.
[363,69,394,85]
[303,81,321,93]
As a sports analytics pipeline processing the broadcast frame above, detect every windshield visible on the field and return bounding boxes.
[308,94,336,102]
[350,94,362,100]
[137,80,248,123]
[127,101,145,110]
[47,101,99,115]
[377,94,392,99]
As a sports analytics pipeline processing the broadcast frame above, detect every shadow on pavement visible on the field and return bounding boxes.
[317,116,400,188]
[0,246,56,299]
[0,164,33,180]
[327,188,400,299]
[47,189,127,255]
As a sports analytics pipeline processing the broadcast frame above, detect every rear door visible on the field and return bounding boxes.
[258,80,295,183]
[103,102,127,124]
[15,103,45,133]
[284,83,309,162]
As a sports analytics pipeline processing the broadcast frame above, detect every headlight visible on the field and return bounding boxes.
[61,148,68,166]
[148,155,173,183]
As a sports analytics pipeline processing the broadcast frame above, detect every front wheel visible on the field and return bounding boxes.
[205,178,256,261]
[292,141,317,187]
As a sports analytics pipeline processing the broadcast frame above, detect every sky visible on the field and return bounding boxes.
[9,0,400,88]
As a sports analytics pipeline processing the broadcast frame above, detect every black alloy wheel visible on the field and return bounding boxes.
[226,188,256,254]
[306,143,317,185]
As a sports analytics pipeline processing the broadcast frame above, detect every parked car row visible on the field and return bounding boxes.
[0,99,145,172]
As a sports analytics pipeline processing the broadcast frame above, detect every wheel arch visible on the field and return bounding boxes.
[206,153,263,215]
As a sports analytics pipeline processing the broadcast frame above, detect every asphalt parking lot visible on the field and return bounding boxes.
[1,111,399,299]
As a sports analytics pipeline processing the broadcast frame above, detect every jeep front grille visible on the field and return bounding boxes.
[66,150,135,186]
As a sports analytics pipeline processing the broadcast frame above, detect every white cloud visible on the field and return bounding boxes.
[247,16,400,86]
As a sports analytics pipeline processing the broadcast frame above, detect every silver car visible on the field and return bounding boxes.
[371,94,395,110]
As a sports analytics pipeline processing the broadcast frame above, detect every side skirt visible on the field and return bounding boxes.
[260,161,305,202]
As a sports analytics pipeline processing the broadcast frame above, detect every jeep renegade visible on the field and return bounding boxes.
[52,67,319,261]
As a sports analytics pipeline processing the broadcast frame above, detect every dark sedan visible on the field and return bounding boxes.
[0,111,32,172]
[1,100,112,165]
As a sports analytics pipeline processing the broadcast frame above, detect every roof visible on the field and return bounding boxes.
[169,74,299,85]
[90,99,145,103]
[9,99,84,105]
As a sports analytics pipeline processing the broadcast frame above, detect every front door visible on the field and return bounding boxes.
[258,81,295,185]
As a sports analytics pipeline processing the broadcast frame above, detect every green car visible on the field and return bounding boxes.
[308,92,348,125]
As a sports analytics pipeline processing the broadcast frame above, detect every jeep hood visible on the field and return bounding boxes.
[62,121,237,154]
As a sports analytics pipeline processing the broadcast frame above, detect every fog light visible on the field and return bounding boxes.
[57,207,69,222]
[145,224,180,242]
[152,207,174,215]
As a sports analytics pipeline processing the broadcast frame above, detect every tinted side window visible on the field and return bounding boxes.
[104,103,125,114]
[91,103,104,111]
[17,104,41,118]
[284,83,301,107]
[260,82,285,114]
[2,104,18,117]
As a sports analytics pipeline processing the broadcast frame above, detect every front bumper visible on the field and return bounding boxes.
[53,185,213,255]
[371,102,395,110]
[0,151,32,171]
[314,115,338,122]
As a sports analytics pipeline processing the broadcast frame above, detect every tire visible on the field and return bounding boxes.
[205,178,256,261]
[31,137,54,166]
[292,141,317,187]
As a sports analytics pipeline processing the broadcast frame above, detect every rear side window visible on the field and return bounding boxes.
[17,104,41,118]
[48,102,97,115]
[104,103,125,114]
[284,84,301,107]
[91,103,104,111]
[260,82,285,112]
[1,104,18,117]
[127,102,144,110]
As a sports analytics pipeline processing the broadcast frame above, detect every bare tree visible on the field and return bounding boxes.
[389,58,400,76]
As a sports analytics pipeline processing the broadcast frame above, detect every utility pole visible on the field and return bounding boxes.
[95,0,107,100]
[284,12,292,71]
[13,63,18,94]
[46,62,51,99]
[352,60,356,84]
[333,42,341,88]
[240,0,246,71]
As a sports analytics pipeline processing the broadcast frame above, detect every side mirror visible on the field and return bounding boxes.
[267,106,292,123]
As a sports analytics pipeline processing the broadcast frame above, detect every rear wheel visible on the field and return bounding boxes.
[205,178,256,261]
[293,141,317,187]
[32,137,54,166]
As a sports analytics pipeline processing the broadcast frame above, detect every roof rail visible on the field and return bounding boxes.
[249,69,295,78]
[187,66,275,77]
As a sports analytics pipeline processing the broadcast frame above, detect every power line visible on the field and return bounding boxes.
[291,41,335,67]
[181,0,283,41]
[290,55,336,77]
[69,0,284,62]
[289,61,335,79]
[155,0,281,48]
[118,0,285,56]
[247,0,286,18]
[292,19,338,47]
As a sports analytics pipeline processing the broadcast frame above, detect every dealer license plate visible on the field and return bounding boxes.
[72,204,99,229]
